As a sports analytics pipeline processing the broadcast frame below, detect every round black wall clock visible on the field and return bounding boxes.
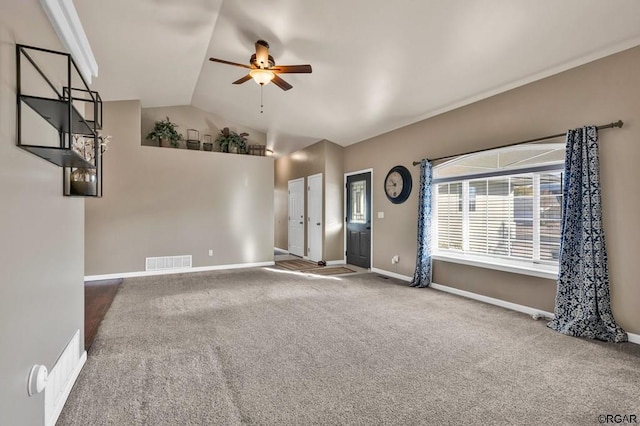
[384,165,412,204]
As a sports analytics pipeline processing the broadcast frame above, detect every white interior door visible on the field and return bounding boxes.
[288,178,305,257]
[307,173,323,262]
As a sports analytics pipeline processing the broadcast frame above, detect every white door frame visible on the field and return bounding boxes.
[307,173,323,262]
[288,177,305,257]
[344,168,373,268]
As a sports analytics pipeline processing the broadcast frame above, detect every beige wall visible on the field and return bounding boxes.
[0,3,85,425]
[274,141,325,251]
[141,105,266,149]
[324,141,345,260]
[274,140,344,261]
[85,101,274,275]
[344,46,640,334]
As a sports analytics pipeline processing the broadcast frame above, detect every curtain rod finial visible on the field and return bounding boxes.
[614,120,624,128]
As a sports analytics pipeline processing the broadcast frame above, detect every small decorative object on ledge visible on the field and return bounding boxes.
[248,144,266,156]
[145,117,182,148]
[70,135,110,196]
[202,134,213,151]
[216,127,248,154]
[186,129,200,150]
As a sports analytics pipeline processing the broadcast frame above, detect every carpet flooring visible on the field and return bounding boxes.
[58,268,640,425]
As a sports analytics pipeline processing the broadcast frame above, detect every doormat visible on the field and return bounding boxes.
[275,259,322,271]
[305,267,356,276]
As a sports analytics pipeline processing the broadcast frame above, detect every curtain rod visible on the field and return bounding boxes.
[412,120,623,166]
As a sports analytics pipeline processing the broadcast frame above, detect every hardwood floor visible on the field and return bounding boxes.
[85,279,122,350]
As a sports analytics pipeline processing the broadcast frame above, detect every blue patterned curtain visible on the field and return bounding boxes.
[410,159,433,288]
[547,126,627,342]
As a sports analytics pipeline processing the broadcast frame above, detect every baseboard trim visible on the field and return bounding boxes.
[46,350,86,426]
[429,283,555,319]
[372,265,553,317]
[628,333,640,344]
[85,261,275,281]
[326,260,346,266]
[370,267,413,282]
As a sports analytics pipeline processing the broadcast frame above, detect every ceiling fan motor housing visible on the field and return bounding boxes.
[250,53,275,69]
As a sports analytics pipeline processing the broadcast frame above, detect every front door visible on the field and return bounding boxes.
[346,172,371,268]
[307,173,323,262]
[288,178,305,257]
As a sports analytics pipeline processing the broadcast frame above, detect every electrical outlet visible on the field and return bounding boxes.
[208,249,213,257]
[391,255,399,264]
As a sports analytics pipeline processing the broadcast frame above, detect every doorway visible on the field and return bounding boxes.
[345,171,372,268]
[288,178,305,257]
[307,173,323,262]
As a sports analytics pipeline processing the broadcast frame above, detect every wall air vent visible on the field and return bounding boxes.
[145,255,192,271]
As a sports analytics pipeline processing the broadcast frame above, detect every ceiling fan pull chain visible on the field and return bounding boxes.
[260,84,264,114]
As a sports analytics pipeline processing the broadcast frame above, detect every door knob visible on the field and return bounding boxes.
[300,221,303,224]
[366,226,371,230]
[316,222,321,226]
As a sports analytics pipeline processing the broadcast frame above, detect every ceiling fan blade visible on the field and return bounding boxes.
[209,57,252,69]
[272,74,292,91]
[232,74,253,85]
[271,64,312,74]
[255,40,270,69]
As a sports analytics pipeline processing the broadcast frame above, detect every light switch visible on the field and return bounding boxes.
[377,211,385,219]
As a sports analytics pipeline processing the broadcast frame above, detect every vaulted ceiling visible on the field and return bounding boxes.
[75,0,640,157]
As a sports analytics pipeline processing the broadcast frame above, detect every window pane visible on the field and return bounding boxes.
[350,180,366,224]
[540,243,560,261]
[511,240,533,259]
[486,178,510,256]
[540,173,563,195]
[437,183,449,249]
[437,183,463,250]
[539,172,563,261]
[433,143,564,180]
[468,180,487,254]
[448,183,463,250]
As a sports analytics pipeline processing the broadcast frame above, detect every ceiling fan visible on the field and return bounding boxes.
[209,40,312,91]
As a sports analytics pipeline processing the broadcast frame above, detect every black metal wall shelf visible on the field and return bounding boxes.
[16,44,104,197]
[19,145,94,168]
[21,95,97,135]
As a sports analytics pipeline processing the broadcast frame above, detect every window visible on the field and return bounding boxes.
[433,143,564,271]
[351,180,367,223]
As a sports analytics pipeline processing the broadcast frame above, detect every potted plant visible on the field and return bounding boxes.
[215,127,249,153]
[70,134,110,196]
[145,116,182,148]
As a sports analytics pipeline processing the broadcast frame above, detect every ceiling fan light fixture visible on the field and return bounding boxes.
[249,69,275,85]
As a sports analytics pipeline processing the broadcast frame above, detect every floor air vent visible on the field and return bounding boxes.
[146,255,192,271]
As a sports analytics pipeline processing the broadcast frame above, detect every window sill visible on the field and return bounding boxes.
[431,252,558,280]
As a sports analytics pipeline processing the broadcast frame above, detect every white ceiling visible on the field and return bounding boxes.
[75,0,640,157]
